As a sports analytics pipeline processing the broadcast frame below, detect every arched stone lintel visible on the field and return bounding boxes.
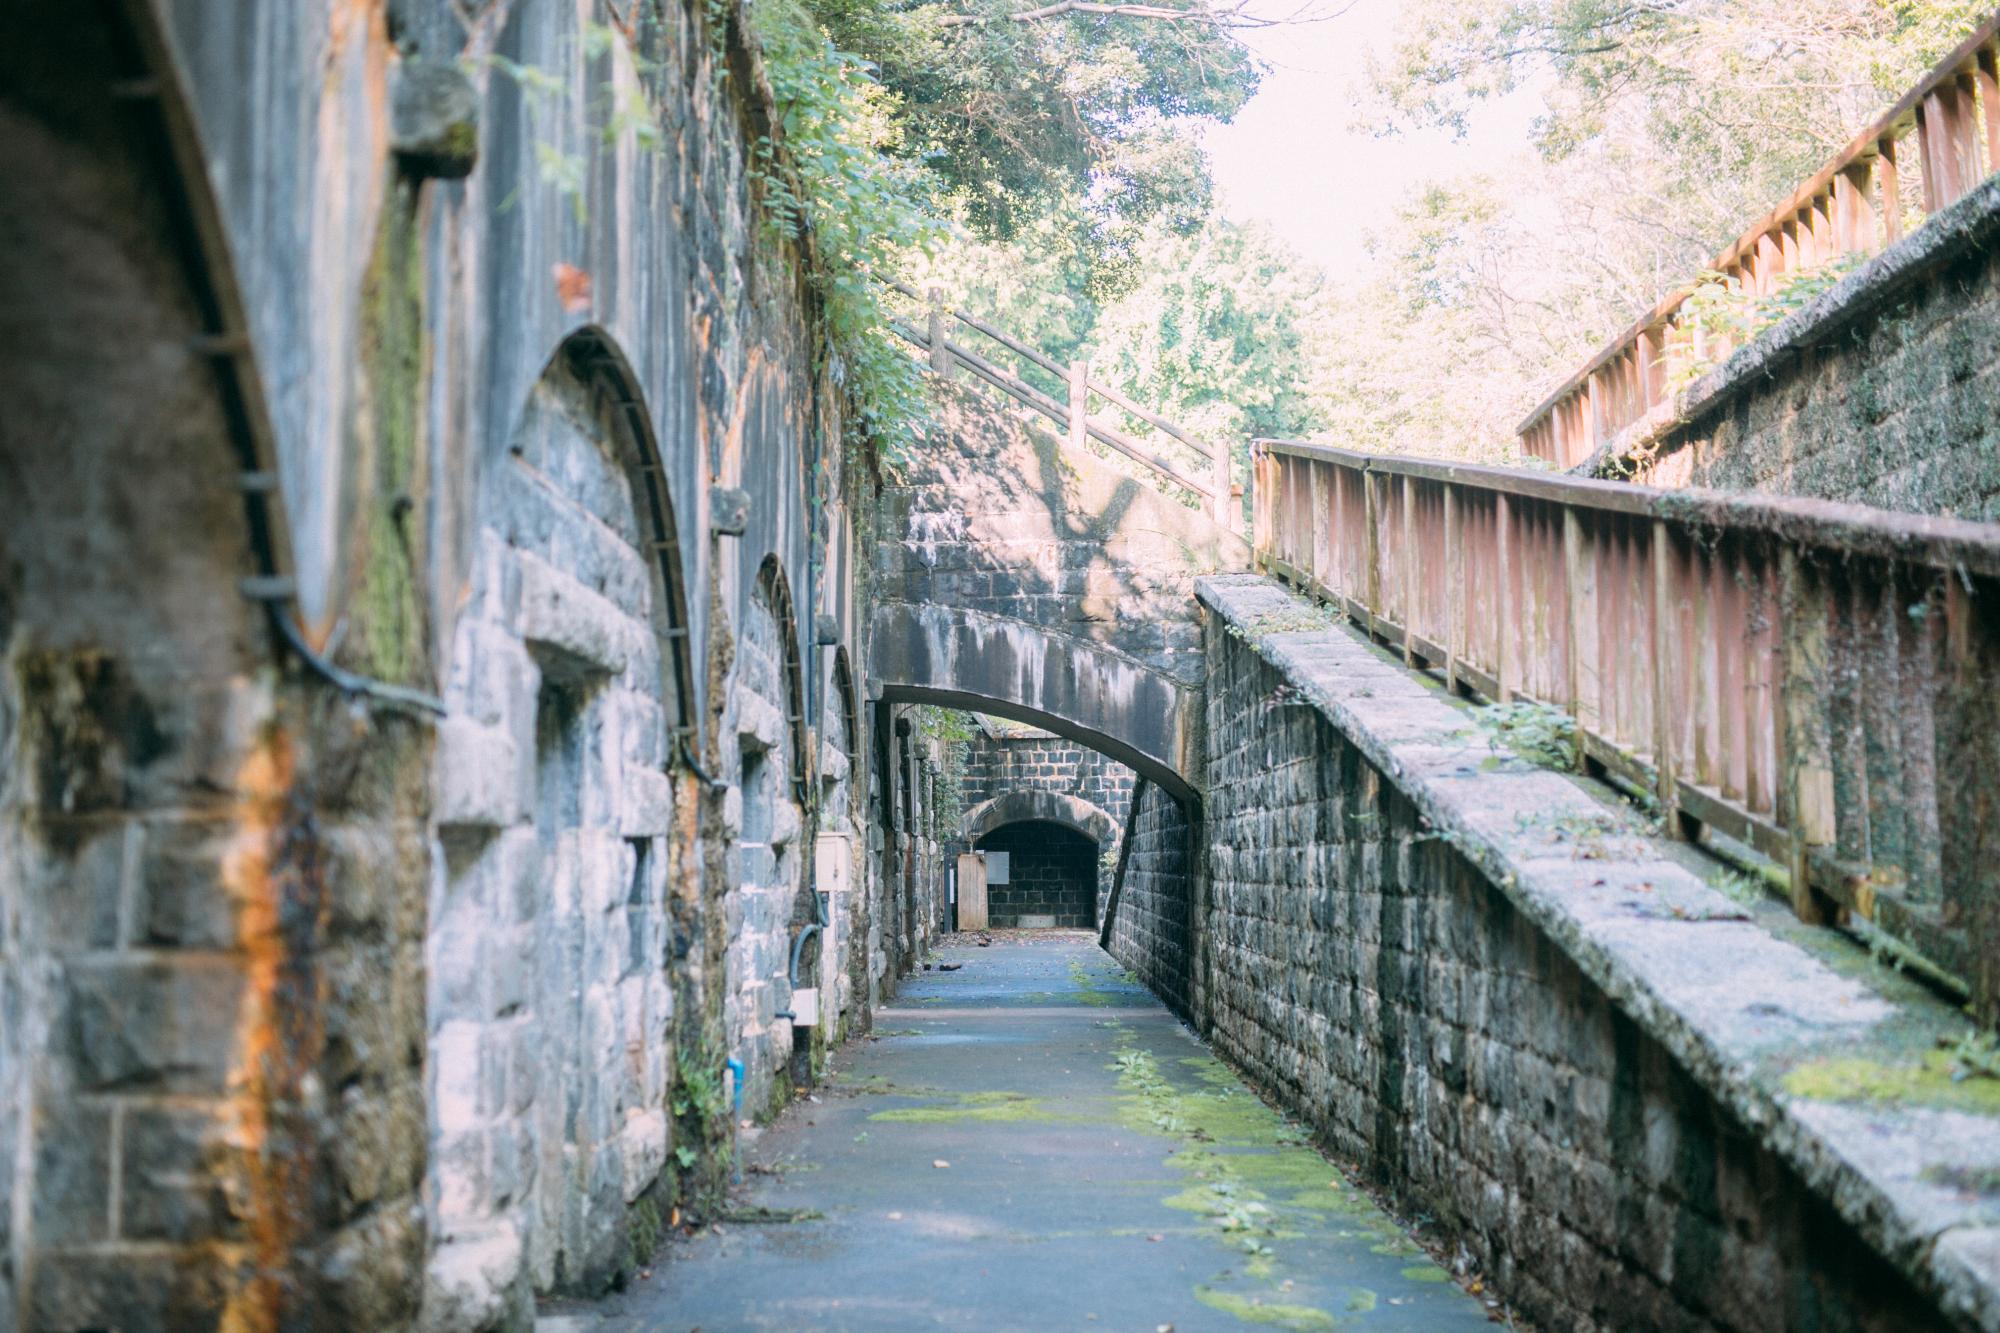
[870,602,1198,802]
[963,790,1120,847]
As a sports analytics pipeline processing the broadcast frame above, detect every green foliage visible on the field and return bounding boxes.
[1666,253,1864,387]
[1090,218,1332,452]
[1946,1030,2000,1083]
[912,706,977,833]
[804,0,1260,257]
[672,1040,732,1144]
[751,0,941,463]
[1478,700,1578,770]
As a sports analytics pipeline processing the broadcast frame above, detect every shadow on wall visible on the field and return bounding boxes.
[874,382,1249,796]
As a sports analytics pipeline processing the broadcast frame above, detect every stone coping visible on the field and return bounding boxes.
[1578,175,2000,482]
[1196,572,2000,1331]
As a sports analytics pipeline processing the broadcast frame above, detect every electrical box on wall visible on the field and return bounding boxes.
[815,831,854,897]
[813,832,854,1032]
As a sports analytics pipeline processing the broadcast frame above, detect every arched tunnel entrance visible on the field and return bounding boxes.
[971,820,1100,930]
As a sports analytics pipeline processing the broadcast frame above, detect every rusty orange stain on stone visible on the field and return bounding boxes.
[218,721,328,1333]
[555,261,595,314]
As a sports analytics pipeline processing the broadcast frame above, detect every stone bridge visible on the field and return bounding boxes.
[870,385,1249,802]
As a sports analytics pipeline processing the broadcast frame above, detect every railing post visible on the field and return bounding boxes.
[1362,467,1382,634]
[1979,45,2000,178]
[1443,485,1461,695]
[1563,505,1596,767]
[1650,519,1678,825]
[1213,439,1234,532]
[1880,138,1904,245]
[1779,547,1839,925]
[1496,493,1514,702]
[1401,475,1418,666]
[927,287,951,376]
[1067,358,1088,454]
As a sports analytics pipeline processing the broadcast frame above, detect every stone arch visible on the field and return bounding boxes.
[821,646,859,827]
[753,556,809,792]
[427,329,687,1320]
[557,328,697,733]
[729,556,812,1115]
[871,603,1199,802]
[963,790,1120,848]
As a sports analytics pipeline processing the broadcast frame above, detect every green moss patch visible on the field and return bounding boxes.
[1194,1286,1337,1329]
[1781,1053,2000,1115]
[868,1090,1058,1124]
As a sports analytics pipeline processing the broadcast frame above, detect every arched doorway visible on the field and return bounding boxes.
[972,821,1102,930]
[427,331,690,1318]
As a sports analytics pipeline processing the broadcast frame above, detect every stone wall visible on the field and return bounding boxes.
[1595,180,2000,520]
[0,15,434,1329]
[1105,788,1195,1018]
[960,729,1135,834]
[1108,575,2000,1331]
[726,564,809,1118]
[0,2,889,1329]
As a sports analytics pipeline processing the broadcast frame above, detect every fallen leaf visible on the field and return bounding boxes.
[1146,1233,1164,1243]
[932,1159,950,1169]
[887,1211,903,1220]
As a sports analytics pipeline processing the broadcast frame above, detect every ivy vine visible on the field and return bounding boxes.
[749,0,938,466]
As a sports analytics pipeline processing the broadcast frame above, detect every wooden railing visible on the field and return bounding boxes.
[1519,12,2000,468]
[886,281,1238,529]
[1254,438,2000,1020]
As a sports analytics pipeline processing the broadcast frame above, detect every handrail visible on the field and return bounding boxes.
[892,320,1219,499]
[884,281,1236,526]
[1518,11,2000,467]
[1253,436,2000,1023]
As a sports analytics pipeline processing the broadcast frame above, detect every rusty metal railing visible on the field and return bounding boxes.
[1254,438,2000,1019]
[1519,12,2000,468]
[885,281,1238,530]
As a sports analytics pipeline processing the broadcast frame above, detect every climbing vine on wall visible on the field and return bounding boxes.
[914,707,976,835]
[749,0,938,465]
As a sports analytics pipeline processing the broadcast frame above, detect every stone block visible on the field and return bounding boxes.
[618,764,674,838]
[423,1223,529,1333]
[434,719,522,830]
[513,548,633,678]
[28,1248,227,1333]
[8,817,126,951]
[135,817,238,948]
[30,1104,111,1244]
[65,958,242,1092]
[121,1103,238,1242]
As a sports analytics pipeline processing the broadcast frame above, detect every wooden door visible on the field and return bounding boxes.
[956,853,988,931]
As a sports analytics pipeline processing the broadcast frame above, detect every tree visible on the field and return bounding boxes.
[803,0,1263,258]
[1313,0,1996,459]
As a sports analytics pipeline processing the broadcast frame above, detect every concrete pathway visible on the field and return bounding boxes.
[548,933,1491,1332]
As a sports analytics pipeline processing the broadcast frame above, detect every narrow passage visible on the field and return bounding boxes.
[556,934,1490,1331]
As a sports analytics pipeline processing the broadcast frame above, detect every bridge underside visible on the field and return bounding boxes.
[870,602,1198,802]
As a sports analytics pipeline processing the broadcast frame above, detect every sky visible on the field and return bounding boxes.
[1204,0,1544,273]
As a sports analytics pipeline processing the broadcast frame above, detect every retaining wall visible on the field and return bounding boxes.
[1108,574,2000,1332]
